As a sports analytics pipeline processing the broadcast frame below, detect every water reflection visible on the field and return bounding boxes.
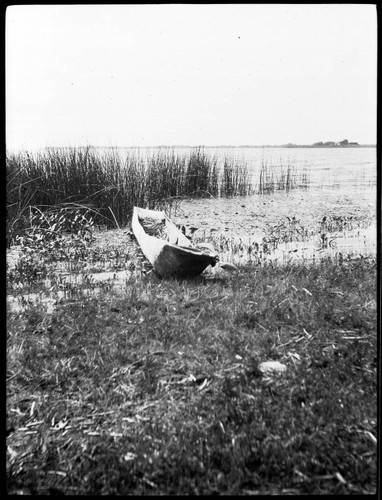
[7,270,134,314]
[215,222,376,267]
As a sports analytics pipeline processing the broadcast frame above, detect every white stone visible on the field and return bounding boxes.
[259,361,287,374]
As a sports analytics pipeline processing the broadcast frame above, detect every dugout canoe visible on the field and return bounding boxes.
[132,206,219,278]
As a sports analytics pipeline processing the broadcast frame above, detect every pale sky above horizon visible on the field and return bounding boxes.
[6,4,377,150]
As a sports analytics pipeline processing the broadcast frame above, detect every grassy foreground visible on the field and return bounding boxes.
[6,257,377,495]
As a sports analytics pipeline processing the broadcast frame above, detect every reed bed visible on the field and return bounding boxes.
[258,160,310,194]
[6,146,309,245]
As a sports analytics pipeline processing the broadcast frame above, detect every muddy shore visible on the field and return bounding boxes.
[170,189,375,239]
[7,188,376,269]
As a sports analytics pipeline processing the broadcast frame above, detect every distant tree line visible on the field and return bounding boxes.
[312,139,359,147]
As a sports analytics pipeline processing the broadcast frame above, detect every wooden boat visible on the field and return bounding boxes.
[132,206,219,278]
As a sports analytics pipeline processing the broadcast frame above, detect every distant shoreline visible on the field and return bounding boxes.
[201,144,375,149]
[117,144,376,149]
[15,144,376,151]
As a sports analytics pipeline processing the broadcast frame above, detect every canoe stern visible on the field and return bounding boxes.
[154,244,218,278]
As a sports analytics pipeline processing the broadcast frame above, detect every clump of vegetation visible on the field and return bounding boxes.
[7,206,96,287]
[258,160,309,194]
[221,158,252,196]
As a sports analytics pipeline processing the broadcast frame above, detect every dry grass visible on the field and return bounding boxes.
[6,233,377,494]
[6,185,376,495]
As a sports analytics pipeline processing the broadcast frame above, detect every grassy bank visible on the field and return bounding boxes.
[7,253,377,495]
[6,155,374,494]
[6,147,310,246]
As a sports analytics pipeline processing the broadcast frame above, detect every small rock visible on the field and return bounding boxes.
[258,361,287,374]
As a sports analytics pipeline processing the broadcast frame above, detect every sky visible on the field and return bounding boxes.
[6,4,377,150]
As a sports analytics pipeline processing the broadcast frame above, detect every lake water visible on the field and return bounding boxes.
[230,146,376,191]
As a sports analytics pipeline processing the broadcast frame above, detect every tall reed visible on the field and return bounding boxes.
[6,146,309,245]
[258,160,309,194]
[221,159,252,196]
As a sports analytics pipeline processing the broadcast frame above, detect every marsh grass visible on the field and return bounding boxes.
[189,212,375,268]
[258,160,310,194]
[221,159,252,196]
[6,207,377,494]
[6,251,377,495]
[6,147,311,246]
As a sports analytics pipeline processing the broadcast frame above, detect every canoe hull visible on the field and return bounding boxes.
[154,243,218,278]
[132,207,218,278]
